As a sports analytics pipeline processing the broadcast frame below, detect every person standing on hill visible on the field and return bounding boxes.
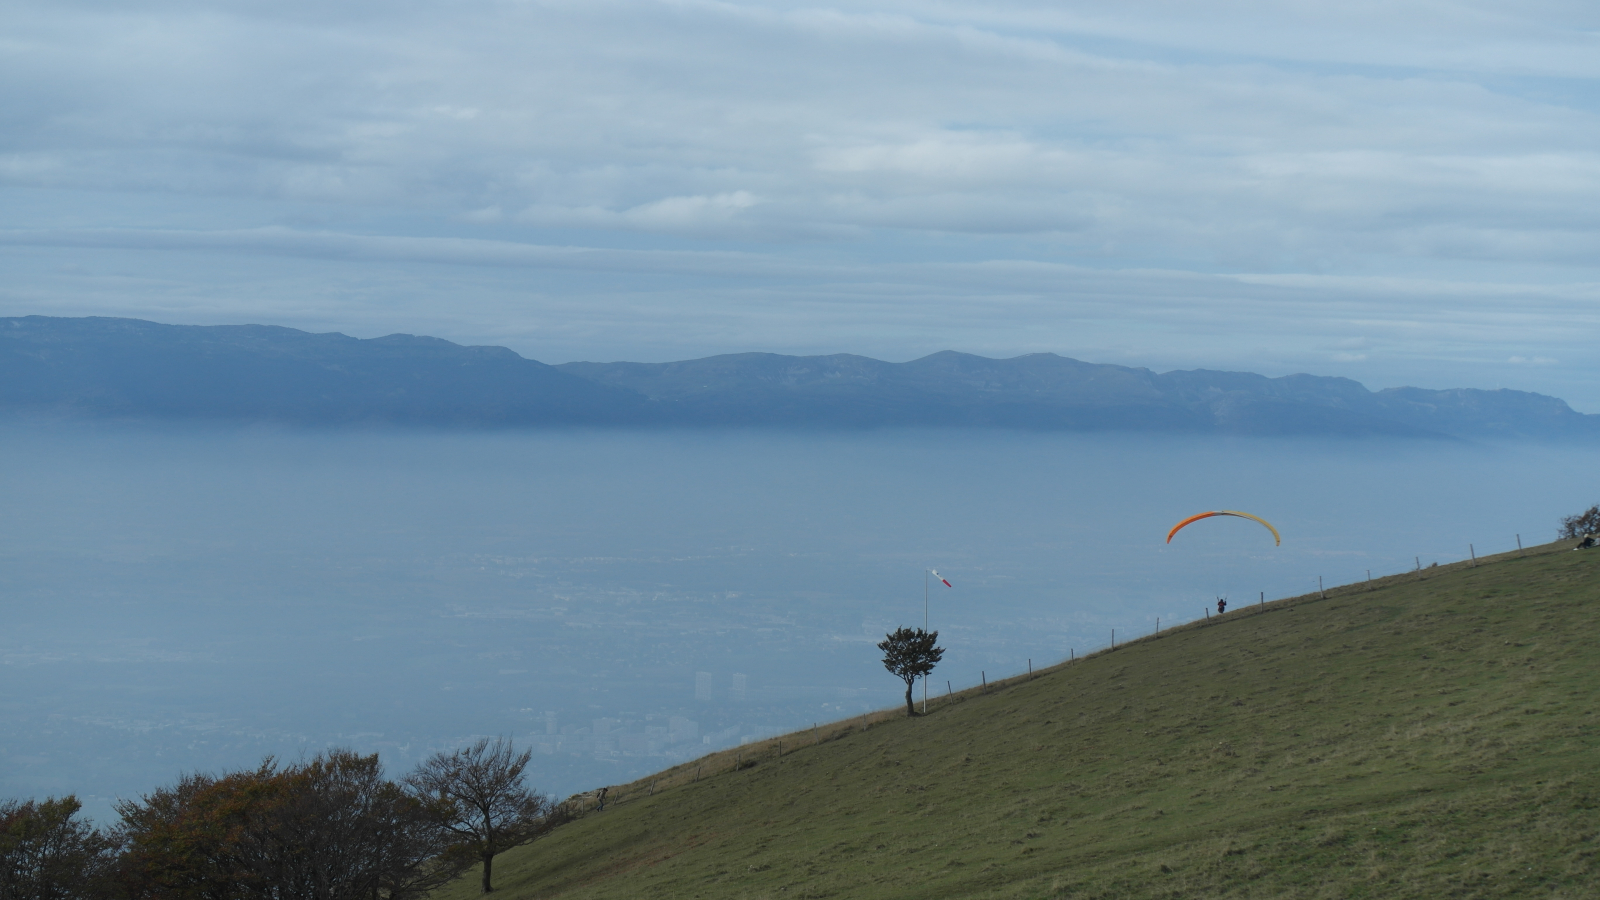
[1217,597,1227,615]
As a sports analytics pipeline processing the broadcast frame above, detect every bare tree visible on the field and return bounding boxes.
[405,738,568,894]
[879,627,944,716]
[1560,504,1600,539]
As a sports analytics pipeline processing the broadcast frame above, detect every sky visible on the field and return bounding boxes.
[3,1,1599,408]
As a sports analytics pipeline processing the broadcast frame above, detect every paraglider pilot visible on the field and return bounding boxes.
[1216,597,1227,615]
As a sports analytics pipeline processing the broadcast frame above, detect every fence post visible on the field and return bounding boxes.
[1155,617,1160,634]
[1470,544,1477,566]
[946,680,952,700]
[1260,591,1264,608]
[981,671,987,693]
[1517,534,1524,556]
[1204,607,1210,621]
[1319,575,1325,599]
[1028,658,1033,678]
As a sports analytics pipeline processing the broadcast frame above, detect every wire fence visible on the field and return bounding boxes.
[569,534,1589,816]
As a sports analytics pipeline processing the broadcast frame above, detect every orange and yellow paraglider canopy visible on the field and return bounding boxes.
[1166,511,1281,546]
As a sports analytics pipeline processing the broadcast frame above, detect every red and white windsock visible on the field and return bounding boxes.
[931,569,952,588]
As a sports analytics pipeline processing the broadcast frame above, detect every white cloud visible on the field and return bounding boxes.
[0,0,1597,405]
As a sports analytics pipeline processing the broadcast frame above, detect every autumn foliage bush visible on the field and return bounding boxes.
[114,750,462,900]
[2,742,565,899]
[1559,504,1600,539]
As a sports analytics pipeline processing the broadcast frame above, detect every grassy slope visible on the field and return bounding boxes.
[436,541,1600,899]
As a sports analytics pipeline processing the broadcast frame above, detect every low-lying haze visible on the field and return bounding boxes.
[1,424,1590,822]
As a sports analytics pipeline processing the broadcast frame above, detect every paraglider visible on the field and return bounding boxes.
[1167,511,1281,546]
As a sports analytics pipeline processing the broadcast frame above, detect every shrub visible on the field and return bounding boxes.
[1559,504,1600,539]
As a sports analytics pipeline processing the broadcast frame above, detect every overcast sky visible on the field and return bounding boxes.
[3,1,1599,407]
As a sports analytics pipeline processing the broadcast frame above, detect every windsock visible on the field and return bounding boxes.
[931,570,952,588]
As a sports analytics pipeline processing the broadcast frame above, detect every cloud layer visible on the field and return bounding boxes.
[3,1,1598,405]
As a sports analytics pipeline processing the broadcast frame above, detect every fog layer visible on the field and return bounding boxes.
[1,426,1590,820]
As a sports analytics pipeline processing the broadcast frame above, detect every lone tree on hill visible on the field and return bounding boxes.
[405,737,568,894]
[1560,504,1600,539]
[879,627,945,717]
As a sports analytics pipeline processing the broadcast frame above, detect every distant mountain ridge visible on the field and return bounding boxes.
[557,351,1597,438]
[2,316,1594,439]
[0,315,649,426]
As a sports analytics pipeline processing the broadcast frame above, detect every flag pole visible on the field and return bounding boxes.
[922,569,929,714]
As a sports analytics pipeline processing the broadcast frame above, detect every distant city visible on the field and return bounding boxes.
[531,672,796,763]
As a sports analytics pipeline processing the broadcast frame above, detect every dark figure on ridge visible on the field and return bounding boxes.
[1217,597,1227,615]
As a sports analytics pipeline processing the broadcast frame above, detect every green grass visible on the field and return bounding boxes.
[433,540,1600,899]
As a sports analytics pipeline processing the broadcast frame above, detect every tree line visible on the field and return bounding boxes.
[0,737,563,899]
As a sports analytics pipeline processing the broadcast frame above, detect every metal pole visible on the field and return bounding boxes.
[922,570,929,714]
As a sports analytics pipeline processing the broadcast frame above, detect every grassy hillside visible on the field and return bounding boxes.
[435,540,1600,899]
